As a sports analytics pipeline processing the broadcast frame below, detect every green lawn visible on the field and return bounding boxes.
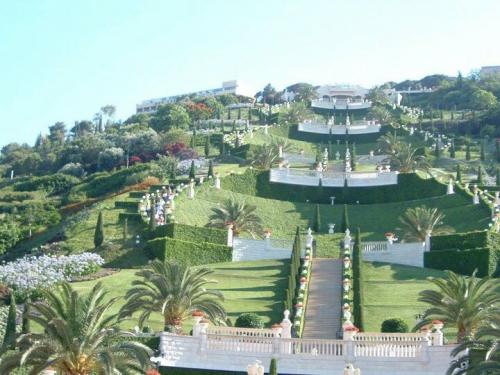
[174,184,490,242]
[71,259,289,332]
[362,262,457,340]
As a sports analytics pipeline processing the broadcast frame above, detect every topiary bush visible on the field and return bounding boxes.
[381,318,409,333]
[234,313,264,329]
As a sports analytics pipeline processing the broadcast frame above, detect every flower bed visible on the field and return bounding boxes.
[0,253,104,298]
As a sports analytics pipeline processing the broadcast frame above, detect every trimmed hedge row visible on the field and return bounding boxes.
[424,247,499,277]
[284,124,389,144]
[221,169,445,204]
[431,231,490,251]
[147,236,232,266]
[352,228,365,331]
[152,223,228,245]
[114,201,139,209]
[14,174,80,195]
[118,212,143,222]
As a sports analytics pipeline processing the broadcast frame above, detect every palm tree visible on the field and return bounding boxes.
[387,142,430,173]
[0,282,152,375]
[250,144,279,169]
[119,260,226,332]
[415,271,500,343]
[398,206,454,242]
[277,102,310,125]
[208,198,263,237]
[447,313,500,375]
[377,132,401,154]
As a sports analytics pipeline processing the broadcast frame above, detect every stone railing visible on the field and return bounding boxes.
[311,99,372,110]
[270,168,399,187]
[298,121,380,135]
[207,326,277,338]
[361,242,388,253]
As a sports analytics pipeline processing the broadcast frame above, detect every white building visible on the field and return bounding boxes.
[312,85,371,110]
[136,80,254,114]
[480,65,500,77]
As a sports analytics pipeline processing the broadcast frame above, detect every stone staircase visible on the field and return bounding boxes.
[232,238,292,262]
[302,258,343,339]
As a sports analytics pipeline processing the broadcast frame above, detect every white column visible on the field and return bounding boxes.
[264,124,268,135]
[425,230,432,252]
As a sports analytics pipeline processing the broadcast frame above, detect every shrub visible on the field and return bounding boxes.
[424,248,499,277]
[381,318,409,333]
[152,223,227,245]
[94,211,104,248]
[269,358,278,375]
[14,174,80,195]
[2,292,16,350]
[58,162,85,178]
[235,313,264,329]
[431,231,490,251]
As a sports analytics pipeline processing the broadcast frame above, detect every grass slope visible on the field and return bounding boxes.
[71,259,289,331]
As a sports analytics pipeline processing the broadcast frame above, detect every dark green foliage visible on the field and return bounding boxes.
[2,293,16,350]
[352,228,364,330]
[237,107,241,120]
[219,140,225,156]
[204,136,210,158]
[149,203,157,232]
[232,120,236,133]
[480,141,485,161]
[496,140,500,162]
[477,165,484,184]
[207,160,214,178]
[221,169,445,204]
[189,160,196,180]
[269,358,278,375]
[14,174,80,195]
[381,318,409,333]
[431,231,494,251]
[434,142,440,158]
[285,227,302,312]
[94,211,104,248]
[147,237,232,266]
[465,144,471,161]
[21,300,30,335]
[235,313,264,328]
[152,223,228,245]
[424,248,499,277]
[340,204,349,233]
[123,218,128,241]
[281,124,386,144]
[497,168,500,186]
[456,164,462,183]
[449,142,456,158]
[313,204,321,232]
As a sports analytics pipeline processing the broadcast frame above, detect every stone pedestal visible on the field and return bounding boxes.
[447,179,454,195]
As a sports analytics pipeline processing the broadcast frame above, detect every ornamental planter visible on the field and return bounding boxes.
[343,257,351,269]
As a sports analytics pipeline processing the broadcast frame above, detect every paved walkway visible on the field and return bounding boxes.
[302,258,342,339]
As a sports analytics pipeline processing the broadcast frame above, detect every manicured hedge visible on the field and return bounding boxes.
[147,236,232,266]
[284,124,389,144]
[424,247,499,277]
[114,201,139,209]
[14,174,80,195]
[222,169,445,204]
[118,212,143,222]
[431,231,490,251]
[352,229,365,331]
[153,223,228,245]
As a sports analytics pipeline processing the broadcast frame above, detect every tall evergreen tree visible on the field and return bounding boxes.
[21,298,30,335]
[247,107,252,122]
[219,141,225,156]
[227,108,231,120]
[232,120,236,133]
[269,358,278,375]
[465,144,471,161]
[351,144,357,170]
[352,227,364,330]
[207,160,214,178]
[204,136,211,157]
[94,211,104,248]
[189,160,196,180]
[496,168,500,186]
[237,107,242,120]
[341,204,350,233]
[149,201,157,232]
[2,292,16,350]
[496,139,500,162]
[313,204,321,233]
[123,218,128,241]
[477,165,484,185]
[456,164,462,183]
[328,141,333,160]
[434,142,440,158]
[449,141,456,158]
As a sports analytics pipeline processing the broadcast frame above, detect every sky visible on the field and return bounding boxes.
[1,0,500,147]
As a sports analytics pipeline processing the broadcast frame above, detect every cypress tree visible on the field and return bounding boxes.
[496,140,500,162]
[434,142,440,158]
[449,141,456,158]
[227,108,231,120]
[477,166,484,185]
[480,141,485,161]
[232,120,236,133]
[313,204,321,233]
[248,107,252,121]
[465,144,471,161]
[189,160,196,179]
[94,211,104,248]
[269,358,278,375]
[328,141,333,160]
[341,204,350,233]
[149,201,157,232]
[351,144,357,170]
[456,164,462,183]
[496,168,500,186]
[204,136,211,157]
[22,299,30,335]
[190,134,196,149]
[220,119,225,133]
[3,292,17,350]
[352,227,364,330]
[207,160,214,178]
[237,107,241,120]
[219,141,225,156]
[170,163,177,179]
[123,218,128,241]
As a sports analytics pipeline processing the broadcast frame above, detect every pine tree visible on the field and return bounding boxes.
[341,204,350,233]
[351,144,357,171]
[313,204,321,233]
[3,292,17,350]
[477,165,484,185]
[123,218,128,241]
[94,211,104,248]
[465,144,471,161]
[204,136,211,157]
[480,141,485,161]
[456,164,462,183]
[207,160,214,178]
[449,141,456,158]
[189,160,196,180]
[269,358,278,375]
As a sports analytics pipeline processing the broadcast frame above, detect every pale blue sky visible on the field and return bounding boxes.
[1,0,499,147]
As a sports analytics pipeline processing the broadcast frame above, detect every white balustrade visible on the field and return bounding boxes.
[353,340,423,358]
[207,326,277,338]
[361,242,388,253]
[298,122,380,135]
[311,99,372,110]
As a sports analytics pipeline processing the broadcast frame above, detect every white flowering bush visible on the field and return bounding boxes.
[0,253,104,298]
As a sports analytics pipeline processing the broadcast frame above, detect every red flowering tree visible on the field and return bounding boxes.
[164,142,187,157]
[184,102,212,121]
